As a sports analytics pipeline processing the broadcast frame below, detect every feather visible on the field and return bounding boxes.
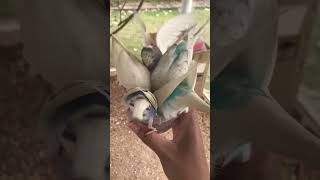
[134,13,157,46]
[154,63,209,124]
[151,44,179,91]
[156,14,196,54]
[111,35,151,90]
[151,41,191,91]
[124,88,158,124]
[131,99,152,121]
[163,64,209,112]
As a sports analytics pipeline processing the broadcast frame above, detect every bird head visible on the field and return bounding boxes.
[141,45,162,72]
[129,97,153,122]
[124,88,158,124]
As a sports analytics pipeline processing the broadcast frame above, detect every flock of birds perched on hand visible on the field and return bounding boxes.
[111,11,210,132]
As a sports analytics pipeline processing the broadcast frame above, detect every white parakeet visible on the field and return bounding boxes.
[111,35,158,128]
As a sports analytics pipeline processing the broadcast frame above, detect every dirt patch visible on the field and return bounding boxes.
[110,77,210,179]
[0,43,58,178]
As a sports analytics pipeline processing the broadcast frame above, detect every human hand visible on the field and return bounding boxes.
[128,110,209,180]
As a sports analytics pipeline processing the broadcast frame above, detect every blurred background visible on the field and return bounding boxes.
[109,0,210,179]
[0,0,57,178]
[1,0,320,179]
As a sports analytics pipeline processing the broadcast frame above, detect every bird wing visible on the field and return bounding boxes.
[188,18,209,52]
[168,64,210,112]
[151,44,178,91]
[134,13,156,46]
[156,14,196,54]
[154,62,209,112]
[111,35,151,90]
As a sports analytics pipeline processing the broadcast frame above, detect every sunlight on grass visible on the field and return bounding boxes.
[110,8,210,58]
[111,0,181,7]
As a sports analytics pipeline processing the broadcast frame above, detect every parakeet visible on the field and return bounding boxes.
[124,87,158,128]
[131,10,208,130]
[134,13,196,74]
[153,63,210,131]
[151,15,209,91]
[114,2,209,131]
[111,35,151,90]
[151,41,190,91]
[134,14,162,72]
[141,45,162,72]
[111,35,157,127]
[214,0,320,171]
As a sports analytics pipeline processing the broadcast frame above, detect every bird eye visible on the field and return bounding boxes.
[146,107,150,111]
[129,102,134,106]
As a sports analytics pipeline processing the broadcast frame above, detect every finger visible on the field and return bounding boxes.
[128,121,170,157]
[172,110,197,140]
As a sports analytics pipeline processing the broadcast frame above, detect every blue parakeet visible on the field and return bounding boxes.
[214,0,320,171]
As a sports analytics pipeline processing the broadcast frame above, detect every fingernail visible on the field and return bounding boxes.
[128,122,140,134]
[145,130,156,136]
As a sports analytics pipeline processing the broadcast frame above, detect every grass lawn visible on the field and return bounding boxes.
[110,7,210,58]
[303,13,320,91]
[0,0,10,16]
[111,0,182,7]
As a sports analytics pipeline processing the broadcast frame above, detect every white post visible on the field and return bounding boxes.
[181,0,193,14]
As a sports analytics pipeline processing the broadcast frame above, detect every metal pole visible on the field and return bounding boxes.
[181,0,193,14]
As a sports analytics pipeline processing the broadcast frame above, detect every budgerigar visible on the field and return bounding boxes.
[134,14,162,72]
[113,12,208,130]
[149,16,210,129]
[124,87,158,128]
[214,0,320,172]
[111,35,158,128]
[153,64,210,131]
[135,12,196,74]
[141,45,162,72]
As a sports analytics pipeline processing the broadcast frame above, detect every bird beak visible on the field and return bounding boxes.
[131,99,151,122]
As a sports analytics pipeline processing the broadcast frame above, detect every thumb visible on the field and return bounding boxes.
[128,121,170,157]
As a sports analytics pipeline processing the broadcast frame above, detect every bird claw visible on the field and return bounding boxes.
[145,127,157,136]
[145,120,157,135]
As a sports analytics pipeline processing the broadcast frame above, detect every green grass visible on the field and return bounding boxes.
[110,7,210,57]
[0,0,10,16]
[303,12,320,91]
[111,0,180,7]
